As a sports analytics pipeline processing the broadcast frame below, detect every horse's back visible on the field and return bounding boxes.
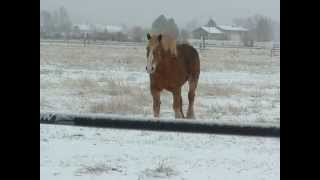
[177,43,200,78]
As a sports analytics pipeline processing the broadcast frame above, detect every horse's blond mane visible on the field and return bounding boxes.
[160,34,178,57]
[148,33,178,57]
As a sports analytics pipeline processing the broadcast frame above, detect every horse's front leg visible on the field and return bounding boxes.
[172,88,184,119]
[151,89,161,118]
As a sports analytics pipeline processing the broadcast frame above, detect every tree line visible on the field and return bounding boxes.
[40,6,72,38]
[233,14,280,42]
[40,7,278,43]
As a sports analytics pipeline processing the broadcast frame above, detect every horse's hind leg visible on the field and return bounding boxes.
[151,89,161,118]
[187,77,198,119]
[179,96,185,118]
[172,88,184,119]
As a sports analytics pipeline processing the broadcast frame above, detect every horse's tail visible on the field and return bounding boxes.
[191,46,200,81]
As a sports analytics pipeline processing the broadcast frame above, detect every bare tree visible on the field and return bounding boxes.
[57,6,72,33]
[151,15,179,38]
[179,29,190,43]
[206,19,217,27]
[233,14,276,42]
[130,26,144,42]
[40,6,73,39]
[41,10,55,37]
[185,18,200,32]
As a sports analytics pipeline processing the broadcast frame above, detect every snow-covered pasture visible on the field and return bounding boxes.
[40,42,279,122]
[40,42,280,180]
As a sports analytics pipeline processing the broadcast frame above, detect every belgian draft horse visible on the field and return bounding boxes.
[146,33,200,119]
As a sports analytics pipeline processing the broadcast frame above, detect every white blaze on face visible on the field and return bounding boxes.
[146,48,156,74]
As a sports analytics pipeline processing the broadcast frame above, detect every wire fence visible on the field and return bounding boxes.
[40,39,270,50]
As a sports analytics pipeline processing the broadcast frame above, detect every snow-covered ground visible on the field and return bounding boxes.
[40,124,279,180]
[40,42,280,179]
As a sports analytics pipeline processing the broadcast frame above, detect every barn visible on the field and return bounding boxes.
[217,25,248,41]
[192,26,224,40]
[192,19,248,41]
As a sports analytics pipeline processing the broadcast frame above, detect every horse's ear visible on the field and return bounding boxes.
[158,34,162,42]
[147,33,151,40]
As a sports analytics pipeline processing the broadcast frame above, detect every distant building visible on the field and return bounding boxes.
[72,23,124,33]
[192,26,224,40]
[70,23,127,41]
[192,19,248,41]
[94,24,124,33]
[218,25,248,41]
[72,23,94,33]
[71,23,124,39]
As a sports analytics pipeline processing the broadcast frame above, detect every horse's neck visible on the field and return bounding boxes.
[158,58,178,73]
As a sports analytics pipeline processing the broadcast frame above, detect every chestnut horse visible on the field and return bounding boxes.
[146,33,200,119]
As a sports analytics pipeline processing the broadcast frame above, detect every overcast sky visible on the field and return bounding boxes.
[40,0,279,28]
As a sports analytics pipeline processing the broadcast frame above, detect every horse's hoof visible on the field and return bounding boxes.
[186,115,195,119]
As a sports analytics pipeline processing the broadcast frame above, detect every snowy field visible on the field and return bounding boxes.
[41,125,279,180]
[40,42,280,179]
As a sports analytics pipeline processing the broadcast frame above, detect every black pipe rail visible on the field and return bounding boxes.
[40,112,280,138]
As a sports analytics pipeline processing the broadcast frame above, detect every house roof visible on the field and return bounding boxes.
[104,25,123,33]
[74,24,92,31]
[218,25,248,31]
[91,24,123,33]
[200,26,223,34]
[194,24,247,34]
[73,24,123,33]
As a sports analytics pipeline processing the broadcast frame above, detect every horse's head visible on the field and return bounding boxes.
[146,33,164,74]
